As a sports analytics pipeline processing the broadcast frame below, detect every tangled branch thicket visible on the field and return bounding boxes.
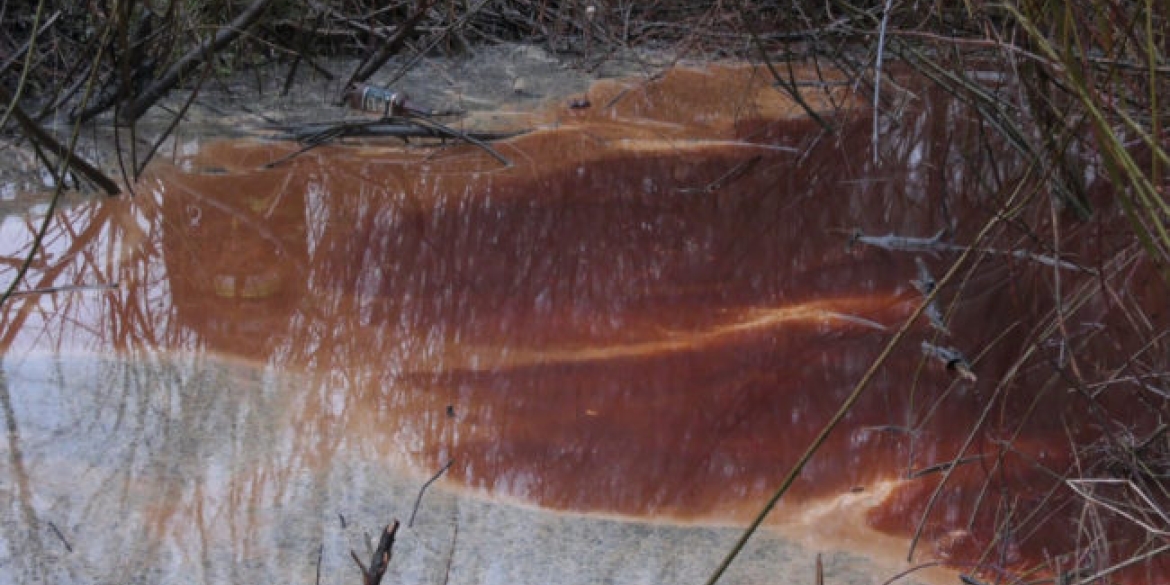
[2,1,1167,583]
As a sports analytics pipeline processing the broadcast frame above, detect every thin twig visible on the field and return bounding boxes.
[677,155,761,195]
[1065,479,1170,537]
[747,28,832,133]
[404,114,512,167]
[343,0,436,92]
[702,178,1014,585]
[315,543,323,585]
[1,12,113,308]
[442,515,459,585]
[8,283,119,297]
[135,59,214,179]
[409,459,454,528]
[47,521,72,553]
[1070,543,1170,585]
[383,0,494,89]
[872,0,895,163]
[0,10,61,80]
[907,454,984,479]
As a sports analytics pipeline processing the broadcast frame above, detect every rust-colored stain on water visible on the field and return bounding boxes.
[3,63,1167,583]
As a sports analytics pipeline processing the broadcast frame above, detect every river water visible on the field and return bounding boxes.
[1,61,1166,584]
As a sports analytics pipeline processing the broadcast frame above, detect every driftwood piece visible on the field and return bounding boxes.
[351,520,398,585]
[264,117,521,169]
[849,229,948,254]
[273,120,521,143]
[846,228,1090,272]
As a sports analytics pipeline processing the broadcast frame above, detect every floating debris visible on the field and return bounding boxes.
[822,311,889,331]
[921,341,976,382]
[346,84,410,116]
[846,228,1091,272]
[912,257,949,335]
[343,83,461,117]
[849,228,947,254]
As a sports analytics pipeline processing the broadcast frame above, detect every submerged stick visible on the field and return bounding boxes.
[908,454,984,479]
[409,459,454,528]
[273,121,520,144]
[47,521,72,553]
[264,118,521,169]
[912,257,949,335]
[702,187,1016,585]
[849,228,948,254]
[441,520,458,585]
[315,543,323,585]
[677,155,761,195]
[404,114,512,167]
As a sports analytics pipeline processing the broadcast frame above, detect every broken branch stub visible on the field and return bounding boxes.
[352,520,399,585]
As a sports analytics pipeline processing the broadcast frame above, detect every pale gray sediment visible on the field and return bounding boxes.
[0,353,947,585]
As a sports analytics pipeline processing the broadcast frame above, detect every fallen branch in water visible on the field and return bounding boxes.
[846,228,1092,272]
[847,228,948,254]
[270,120,520,143]
[265,117,520,168]
[405,114,514,167]
[908,454,984,479]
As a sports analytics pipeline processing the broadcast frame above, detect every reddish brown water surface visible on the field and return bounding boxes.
[1,64,1167,584]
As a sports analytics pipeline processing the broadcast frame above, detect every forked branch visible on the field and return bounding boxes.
[351,520,399,585]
